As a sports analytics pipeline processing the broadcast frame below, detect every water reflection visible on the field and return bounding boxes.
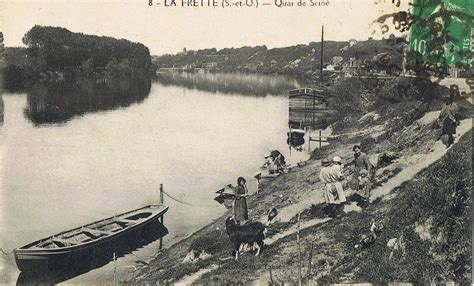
[156,71,300,96]
[24,76,151,125]
[16,221,168,285]
[2,72,307,284]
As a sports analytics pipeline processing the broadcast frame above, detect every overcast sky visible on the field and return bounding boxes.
[2,0,408,55]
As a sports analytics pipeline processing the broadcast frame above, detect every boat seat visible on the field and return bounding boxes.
[83,228,114,236]
[52,237,79,246]
[114,218,136,225]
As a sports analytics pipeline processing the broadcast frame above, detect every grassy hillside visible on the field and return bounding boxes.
[317,130,472,285]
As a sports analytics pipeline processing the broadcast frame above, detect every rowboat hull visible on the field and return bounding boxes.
[14,204,168,274]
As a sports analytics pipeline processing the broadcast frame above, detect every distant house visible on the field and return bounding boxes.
[324,65,335,71]
[343,57,366,76]
[349,58,359,68]
[177,48,188,56]
[332,56,344,66]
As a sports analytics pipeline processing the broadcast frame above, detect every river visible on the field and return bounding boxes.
[0,72,320,284]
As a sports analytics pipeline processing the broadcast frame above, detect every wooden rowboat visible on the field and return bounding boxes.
[14,204,168,273]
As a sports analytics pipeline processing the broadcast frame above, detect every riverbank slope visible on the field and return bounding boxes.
[127,80,472,284]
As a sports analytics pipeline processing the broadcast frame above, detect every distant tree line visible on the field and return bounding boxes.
[2,26,154,91]
[153,38,405,78]
[23,25,151,71]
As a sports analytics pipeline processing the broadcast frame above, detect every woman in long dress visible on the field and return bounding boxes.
[352,145,374,207]
[332,156,347,204]
[438,94,459,148]
[234,177,249,224]
[319,159,345,218]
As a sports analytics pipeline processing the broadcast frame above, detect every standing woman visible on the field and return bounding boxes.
[332,156,347,204]
[319,158,344,218]
[234,177,249,224]
[438,90,459,148]
[352,145,374,207]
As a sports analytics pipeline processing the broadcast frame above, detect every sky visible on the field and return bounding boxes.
[2,0,409,55]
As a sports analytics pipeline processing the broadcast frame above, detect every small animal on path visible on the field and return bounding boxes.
[225,217,266,260]
[354,220,384,249]
[267,207,278,226]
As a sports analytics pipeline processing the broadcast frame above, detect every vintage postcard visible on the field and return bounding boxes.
[0,0,472,285]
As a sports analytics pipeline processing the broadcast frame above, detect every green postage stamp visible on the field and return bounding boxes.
[406,0,473,71]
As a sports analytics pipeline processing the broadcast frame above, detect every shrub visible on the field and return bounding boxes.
[327,78,365,123]
[375,77,448,106]
[360,136,376,152]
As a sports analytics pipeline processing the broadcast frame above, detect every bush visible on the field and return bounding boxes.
[360,136,376,152]
[375,77,448,106]
[311,145,331,160]
[327,78,365,123]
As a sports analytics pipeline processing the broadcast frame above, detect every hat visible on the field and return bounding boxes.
[333,156,342,163]
[322,158,331,166]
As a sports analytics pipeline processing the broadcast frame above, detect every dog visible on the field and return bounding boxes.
[225,217,265,260]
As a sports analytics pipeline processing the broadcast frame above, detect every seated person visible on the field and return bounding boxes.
[270,150,286,173]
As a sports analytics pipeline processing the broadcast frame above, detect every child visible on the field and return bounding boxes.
[357,169,370,208]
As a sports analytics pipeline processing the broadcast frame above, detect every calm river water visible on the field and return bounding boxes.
[0,72,314,284]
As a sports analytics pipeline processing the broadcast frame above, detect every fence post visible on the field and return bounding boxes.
[308,129,311,151]
[319,129,322,148]
[159,184,164,251]
[289,123,293,155]
[159,184,164,205]
[297,213,301,286]
[159,184,164,227]
[307,242,313,278]
[113,252,117,286]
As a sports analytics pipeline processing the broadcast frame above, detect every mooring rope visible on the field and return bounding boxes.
[0,247,13,256]
[162,190,220,208]
[160,174,260,208]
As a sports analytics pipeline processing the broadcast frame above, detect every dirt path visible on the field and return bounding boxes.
[175,264,219,285]
[260,120,474,243]
[371,118,471,201]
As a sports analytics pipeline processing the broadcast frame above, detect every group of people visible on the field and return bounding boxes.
[229,149,286,226]
[231,88,460,225]
[232,149,286,225]
[233,145,375,222]
[319,145,374,218]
